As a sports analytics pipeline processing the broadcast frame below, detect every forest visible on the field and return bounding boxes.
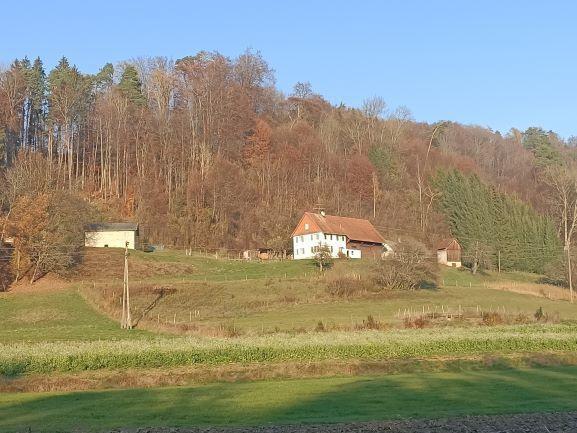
[2,50,577,284]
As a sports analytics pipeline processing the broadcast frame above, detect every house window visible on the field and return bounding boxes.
[315,234,319,240]
[310,235,313,241]
[300,236,304,242]
[328,234,332,240]
[295,237,298,244]
[304,223,309,230]
[311,247,314,253]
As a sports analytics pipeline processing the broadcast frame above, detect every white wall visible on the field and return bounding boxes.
[293,232,349,259]
[437,250,461,268]
[85,231,137,249]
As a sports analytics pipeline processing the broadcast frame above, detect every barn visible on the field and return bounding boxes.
[436,238,462,267]
[84,223,139,249]
[291,212,386,259]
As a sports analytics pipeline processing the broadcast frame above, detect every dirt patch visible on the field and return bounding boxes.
[108,411,577,433]
[7,273,71,293]
[77,249,195,280]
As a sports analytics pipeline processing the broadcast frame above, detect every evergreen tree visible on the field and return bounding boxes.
[435,170,561,273]
[118,65,145,106]
[522,127,562,167]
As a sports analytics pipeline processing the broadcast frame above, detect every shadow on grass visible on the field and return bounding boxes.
[2,366,577,432]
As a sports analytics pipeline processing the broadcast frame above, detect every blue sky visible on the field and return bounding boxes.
[2,1,576,137]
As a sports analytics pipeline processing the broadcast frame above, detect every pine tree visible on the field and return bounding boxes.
[118,65,145,106]
[435,169,561,273]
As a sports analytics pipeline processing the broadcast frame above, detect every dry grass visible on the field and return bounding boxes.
[4,352,577,394]
[487,281,571,301]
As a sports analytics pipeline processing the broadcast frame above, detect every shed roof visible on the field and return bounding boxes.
[436,238,461,250]
[292,212,385,244]
[85,223,138,232]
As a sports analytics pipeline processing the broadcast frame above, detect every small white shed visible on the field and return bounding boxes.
[84,223,139,249]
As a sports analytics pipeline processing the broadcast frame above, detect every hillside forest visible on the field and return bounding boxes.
[2,51,577,286]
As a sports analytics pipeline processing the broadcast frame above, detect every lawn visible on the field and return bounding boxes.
[3,366,577,432]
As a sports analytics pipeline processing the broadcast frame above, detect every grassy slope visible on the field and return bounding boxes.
[3,366,577,432]
[83,252,577,333]
[4,251,576,342]
[0,290,150,343]
[132,249,318,281]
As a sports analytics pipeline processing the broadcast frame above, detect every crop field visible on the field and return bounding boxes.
[3,324,577,376]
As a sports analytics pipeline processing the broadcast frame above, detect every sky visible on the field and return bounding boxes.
[2,0,577,138]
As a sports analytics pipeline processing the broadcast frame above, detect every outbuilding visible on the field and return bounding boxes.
[84,223,139,249]
[436,238,462,267]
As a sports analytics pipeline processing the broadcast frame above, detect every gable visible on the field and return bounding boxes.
[292,212,384,244]
[437,238,461,251]
[291,213,324,237]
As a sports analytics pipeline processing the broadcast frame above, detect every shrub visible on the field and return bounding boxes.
[315,321,326,332]
[354,315,386,331]
[535,306,544,321]
[326,275,371,297]
[481,312,504,326]
[404,316,430,329]
[373,238,438,290]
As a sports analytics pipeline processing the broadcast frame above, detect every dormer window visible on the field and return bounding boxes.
[304,223,309,230]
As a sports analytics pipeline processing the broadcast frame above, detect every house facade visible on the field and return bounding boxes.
[291,212,385,259]
[84,223,139,249]
[436,238,462,267]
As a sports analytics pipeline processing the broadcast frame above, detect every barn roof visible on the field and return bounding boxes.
[436,238,461,250]
[292,212,385,244]
[85,223,139,232]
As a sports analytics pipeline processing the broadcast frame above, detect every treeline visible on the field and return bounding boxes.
[1,50,577,274]
[435,170,561,274]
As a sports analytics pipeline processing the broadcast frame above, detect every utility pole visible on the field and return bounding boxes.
[566,244,574,304]
[121,241,132,329]
[498,250,501,273]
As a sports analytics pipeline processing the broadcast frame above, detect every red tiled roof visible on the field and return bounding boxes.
[292,212,385,244]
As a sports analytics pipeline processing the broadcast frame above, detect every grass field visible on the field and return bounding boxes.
[3,365,577,432]
[3,250,577,432]
[0,290,150,343]
[75,250,577,334]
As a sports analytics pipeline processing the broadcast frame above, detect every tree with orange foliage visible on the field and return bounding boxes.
[8,191,97,283]
[243,118,272,166]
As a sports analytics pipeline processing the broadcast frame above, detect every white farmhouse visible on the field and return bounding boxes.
[84,223,139,249]
[291,212,386,259]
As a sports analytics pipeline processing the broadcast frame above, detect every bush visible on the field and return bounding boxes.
[534,307,544,321]
[481,312,504,326]
[373,238,438,291]
[404,316,430,329]
[326,275,371,297]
